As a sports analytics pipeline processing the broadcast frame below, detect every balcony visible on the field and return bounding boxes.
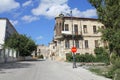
[61,31,82,36]
[61,31,72,35]
[54,31,82,40]
[54,35,63,40]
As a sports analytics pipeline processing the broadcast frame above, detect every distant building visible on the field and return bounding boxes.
[32,45,49,59]
[49,41,56,60]
[0,18,17,49]
[49,15,106,61]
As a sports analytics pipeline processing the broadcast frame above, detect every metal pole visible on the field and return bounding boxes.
[70,11,77,68]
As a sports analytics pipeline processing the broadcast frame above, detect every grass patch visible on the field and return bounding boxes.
[88,65,112,79]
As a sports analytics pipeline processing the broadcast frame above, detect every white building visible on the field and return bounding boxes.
[0,18,17,49]
[0,18,18,63]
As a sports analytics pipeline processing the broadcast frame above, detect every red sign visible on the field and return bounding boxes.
[71,47,77,53]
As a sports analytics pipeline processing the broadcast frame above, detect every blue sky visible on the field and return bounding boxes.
[0,0,97,46]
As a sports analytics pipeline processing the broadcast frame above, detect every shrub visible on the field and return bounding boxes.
[110,53,119,64]
[38,55,44,59]
[66,53,73,62]
[94,47,110,64]
[84,53,96,62]
[66,53,96,62]
[107,54,120,79]
[113,57,120,70]
[113,69,120,80]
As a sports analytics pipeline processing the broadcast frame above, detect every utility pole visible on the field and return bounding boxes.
[70,11,77,68]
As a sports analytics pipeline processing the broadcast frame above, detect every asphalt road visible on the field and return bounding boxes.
[0,60,111,80]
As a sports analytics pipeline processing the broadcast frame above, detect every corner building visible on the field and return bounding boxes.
[51,16,106,61]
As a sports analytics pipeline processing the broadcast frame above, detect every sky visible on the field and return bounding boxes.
[0,0,97,46]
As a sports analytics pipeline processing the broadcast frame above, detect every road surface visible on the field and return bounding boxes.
[0,60,111,80]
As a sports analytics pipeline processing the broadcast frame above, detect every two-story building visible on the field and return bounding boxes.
[50,15,106,61]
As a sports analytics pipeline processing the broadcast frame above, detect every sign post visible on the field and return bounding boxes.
[71,47,77,68]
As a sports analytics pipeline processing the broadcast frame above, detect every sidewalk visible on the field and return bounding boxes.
[56,61,112,80]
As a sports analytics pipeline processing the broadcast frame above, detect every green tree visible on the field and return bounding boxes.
[5,33,36,57]
[88,0,120,56]
[89,0,120,79]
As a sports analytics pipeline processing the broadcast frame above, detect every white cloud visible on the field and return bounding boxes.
[31,0,97,18]
[81,9,97,18]
[72,8,97,18]
[21,15,39,23]
[0,0,20,13]
[10,20,18,26]
[22,0,32,7]
[36,36,43,40]
[32,0,70,18]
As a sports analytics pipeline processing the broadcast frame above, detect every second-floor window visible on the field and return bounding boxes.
[101,26,104,29]
[93,26,97,34]
[62,24,64,31]
[65,40,70,48]
[53,46,55,49]
[83,25,87,33]
[85,40,89,48]
[74,24,78,35]
[65,24,69,31]
[95,40,99,48]
[75,40,79,48]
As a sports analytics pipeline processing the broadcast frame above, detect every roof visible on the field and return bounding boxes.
[0,18,18,34]
[55,16,98,21]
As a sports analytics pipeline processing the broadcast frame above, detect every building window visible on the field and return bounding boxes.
[53,46,55,49]
[75,40,79,48]
[62,23,64,31]
[85,40,89,48]
[95,40,99,48]
[101,26,104,29]
[65,24,69,31]
[59,23,61,27]
[74,24,78,35]
[93,26,97,34]
[83,25,87,33]
[65,40,70,48]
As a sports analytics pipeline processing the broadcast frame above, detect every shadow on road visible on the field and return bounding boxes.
[0,59,46,74]
[0,59,46,69]
[0,61,34,74]
[20,59,46,62]
[0,62,32,69]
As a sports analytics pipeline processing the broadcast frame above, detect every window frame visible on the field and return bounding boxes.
[83,25,87,33]
[93,25,97,34]
[85,40,89,49]
[65,40,70,49]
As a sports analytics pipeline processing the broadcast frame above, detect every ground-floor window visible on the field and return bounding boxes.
[75,40,79,48]
[65,40,70,49]
[95,40,99,48]
[85,40,89,48]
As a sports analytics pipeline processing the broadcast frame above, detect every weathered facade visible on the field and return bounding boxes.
[32,45,49,59]
[50,16,106,61]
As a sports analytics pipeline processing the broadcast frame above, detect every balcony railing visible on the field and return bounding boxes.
[54,35,63,40]
[61,31,81,35]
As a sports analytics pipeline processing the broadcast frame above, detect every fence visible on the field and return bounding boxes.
[0,48,19,63]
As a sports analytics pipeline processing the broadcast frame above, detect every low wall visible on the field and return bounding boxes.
[0,48,19,63]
